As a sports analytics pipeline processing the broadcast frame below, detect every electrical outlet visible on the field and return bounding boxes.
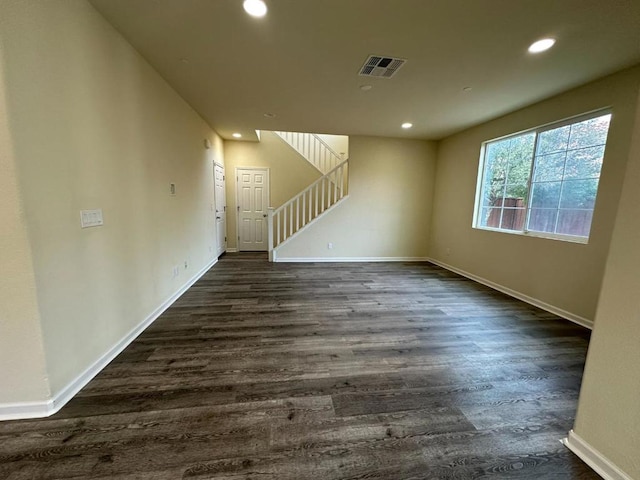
[184,260,188,269]
[172,266,180,278]
[328,242,333,249]
[445,247,451,256]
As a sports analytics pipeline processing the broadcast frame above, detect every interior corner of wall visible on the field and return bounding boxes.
[0,50,52,407]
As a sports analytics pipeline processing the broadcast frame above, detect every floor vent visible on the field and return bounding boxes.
[358,55,406,78]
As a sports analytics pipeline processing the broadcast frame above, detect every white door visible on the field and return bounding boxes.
[237,168,269,251]
[214,163,227,257]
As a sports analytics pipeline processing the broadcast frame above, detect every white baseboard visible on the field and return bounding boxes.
[562,430,633,480]
[0,258,217,422]
[0,401,53,421]
[275,256,430,263]
[226,248,238,253]
[426,257,593,329]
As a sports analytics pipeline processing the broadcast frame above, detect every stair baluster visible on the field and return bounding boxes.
[268,158,349,260]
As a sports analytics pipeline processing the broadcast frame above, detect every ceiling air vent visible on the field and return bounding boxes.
[358,55,406,78]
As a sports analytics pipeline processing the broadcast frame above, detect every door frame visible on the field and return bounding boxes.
[214,162,226,256]
[235,167,271,252]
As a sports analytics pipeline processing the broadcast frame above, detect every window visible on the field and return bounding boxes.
[474,111,611,242]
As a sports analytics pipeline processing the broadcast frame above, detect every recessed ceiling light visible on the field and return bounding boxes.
[401,122,413,129]
[263,112,276,118]
[232,133,242,138]
[243,0,267,17]
[528,38,556,54]
[360,85,373,91]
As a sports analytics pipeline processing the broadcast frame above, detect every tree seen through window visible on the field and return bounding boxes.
[476,112,611,240]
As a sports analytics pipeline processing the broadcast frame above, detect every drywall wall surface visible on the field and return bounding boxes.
[276,136,436,259]
[428,66,640,322]
[572,87,640,479]
[212,133,225,168]
[1,0,220,396]
[316,134,349,158]
[0,38,50,405]
[224,131,321,250]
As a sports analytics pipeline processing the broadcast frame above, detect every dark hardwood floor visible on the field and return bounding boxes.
[0,253,599,479]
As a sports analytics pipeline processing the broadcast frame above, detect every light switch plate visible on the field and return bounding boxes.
[80,209,104,228]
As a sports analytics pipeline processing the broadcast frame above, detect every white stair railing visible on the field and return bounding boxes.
[274,131,343,174]
[268,159,349,256]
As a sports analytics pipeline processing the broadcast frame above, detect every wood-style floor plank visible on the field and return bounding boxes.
[0,253,598,479]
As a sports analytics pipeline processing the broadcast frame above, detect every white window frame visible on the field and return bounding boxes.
[472,108,612,244]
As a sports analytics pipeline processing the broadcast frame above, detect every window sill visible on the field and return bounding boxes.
[473,225,589,244]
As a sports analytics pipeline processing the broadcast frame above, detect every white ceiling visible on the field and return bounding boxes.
[90,0,640,141]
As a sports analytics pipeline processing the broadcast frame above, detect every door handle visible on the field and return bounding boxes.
[216,216,221,220]
[263,214,267,218]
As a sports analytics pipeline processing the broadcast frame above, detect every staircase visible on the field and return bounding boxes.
[274,131,343,174]
[269,132,349,261]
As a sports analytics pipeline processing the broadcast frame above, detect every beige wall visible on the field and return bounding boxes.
[572,88,640,478]
[428,67,640,324]
[0,0,221,400]
[224,131,321,250]
[0,48,50,405]
[316,133,349,158]
[277,136,436,259]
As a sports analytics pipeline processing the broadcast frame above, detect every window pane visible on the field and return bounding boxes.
[537,125,570,155]
[533,152,566,182]
[500,208,526,231]
[479,207,502,228]
[528,208,558,233]
[559,179,598,209]
[479,133,533,219]
[564,145,605,179]
[530,181,561,209]
[484,141,509,183]
[505,184,527,203]
[475,111,610,240]
[506,134,535,184]
[568,114,611,150]
[480,183,503,207]
[481,141,509,209]
[557,209,594,237]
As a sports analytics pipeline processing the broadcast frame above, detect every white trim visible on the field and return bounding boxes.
[214,163,228,257]
[226,248,238,253]
[473,109,612,245]
[0,258,217,422]
[473,224,590,244]
[275,256,430,263]
[426,257,593,329]
[0,401,53,421]
[235,167,270,253]
[272,195,349,252]
[274,131,343,174]
[562,430,633,480]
